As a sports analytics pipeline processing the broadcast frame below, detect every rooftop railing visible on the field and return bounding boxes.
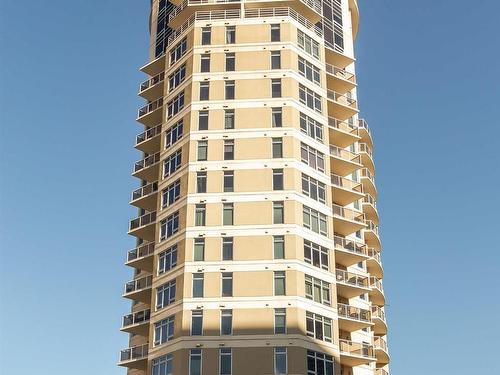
[333,204,365,223]
[124,275,153,295]
[337,303,371,322]
[329,145,361,163]
[245,7,322,36]
[138,98,163,118]
[331,174,363,193]
[136,124,162,146]
[131,181,158,202]
[334,235,368,257]
[133,152,161,174]
[139,72,165,93]
[122,309,151,328]
[339,339,374,359]
[127,242,155,263]
[335,269,369,289]
[129,211,157,231]
[119,343,149,363]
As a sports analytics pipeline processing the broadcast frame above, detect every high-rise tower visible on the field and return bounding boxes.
[119,1,390,374]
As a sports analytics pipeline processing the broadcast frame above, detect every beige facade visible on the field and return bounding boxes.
[120,0,390,374]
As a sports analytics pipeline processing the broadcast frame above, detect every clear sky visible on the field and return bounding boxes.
[1,0,499,374]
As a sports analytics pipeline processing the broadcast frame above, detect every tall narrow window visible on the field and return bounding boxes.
[219,348,232,375]
[191,310,203,336]
[271,51,281,69]
[271,79,282,98]
[225,52,235,71]
[201,27,211,45]
[193,238,205,261]
[274,308,286,334]
[152,354,173,375]
[273,201,284,224]
[158,245,178,274]
[304,240,329,270]
[220,309,233,335]
[274,347,287,374]
[272,107,282,127]
[270,24,281,42]
[198,110,209,130]
[273,235,285,259]
[154,316,175,346]
[200,54,210,73]
[222,237,233,260]
[221,272,233,297]
[199,82,209,100]
[189,349,202,375]
[225,80,235,99]
[226,26,236,44]
[272,169,284,190]
[272,138,283,158]
[223,171,234,192]
[223,203,234,225]
[274,271,286,296]
[192,273,204,298]
[162,179,181,208]
[224,140,234,160]
[197,140,208,161]
[224,109,235,129]
[195,204,206,226]
[197,171,207,193]
[156,279,176,309]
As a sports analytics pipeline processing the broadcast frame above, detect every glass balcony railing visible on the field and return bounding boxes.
[360,168,375,183]
[334,235,367,257]
[136,124,162,146]
[139,72,165,94]
[326,90,357,108]
[329,145,361,164]
[328,117,358,135]
[374,336,389,353]
[371,306,386,323]
[337,303,371,323]
[358,143,373,158]
[325,64,355,83]
[358,118,372,137]
[127,242,155,263]
[137,98,163,119]
[133,152,160,174]
[376,370,389,375]
[123,275,153,295]
[331,174,363,193]
[368,248,381,264]
[363,193,377,207]
[370,276,384,294]
[119,343,149,364]
[129,211,156,232]
[333,204,365,223]
[365,220,379,236]
[335,269,369,289]
[339,339,374,359]
[131,182,158,203]
[122,309,151,329]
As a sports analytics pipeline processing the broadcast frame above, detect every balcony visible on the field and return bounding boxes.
[137,98,163,126]
[339,339,375,367]
[358,143,375,174]
[325,64,356,93]
[331,174,364,206]
[371,306,388,335]
[358,119,373,148]
[337,303,372,332]
[123,274,153,302]
[334,235,368,267]
[325,42,354,70]
[328,117,360,148]
[335,269,370,298]
[367,248,383,278]
[135,124,162,153]
[121,309,151,335]
[132,152,160,182]
[141,53,166,77]
[326,90,358,120]
[329,145,362,176]
[369,276,385,306]
[118,343,149,368]
[376,369,389,375]
[130,181,158,211]
[126,242,155,271]
[128,211,157,241]
[374,336,390,365]
[332,204,366,236]
[362,193,379,224]
[139,72,165,101]
[364,220,381,250]
[360,168,377,198]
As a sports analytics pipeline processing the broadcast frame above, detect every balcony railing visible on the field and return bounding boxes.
[136,124,162,146]
[339,339,374,359]
[119,343,149,363]
[245,7,322,35]
[127,242,155,263]
[129,211,157,231]
[333,204,365,223]
[374,336,388,352]
[363,193,376,207]
[326,90,357,107]
[360,168,375,183]
[325,64,355,83]
[337,303,370,322]
[138,98,163,119]
[329,145,361,164]
[376,370,389,375]
[331,174,363,193]
[365,220,379,235]
[334,235,367,257]
[328,117,358,135]
[368,248,381,264]
[122,309,151,328]
[139,72,165,93]
[124,275,153,295]
[358,118,371,137]
[371,306,386,323]
[359,143,373,158]
[335,269,369,288]
[131,182,158,202]
[370,276,384,293]
[133,152,160,174]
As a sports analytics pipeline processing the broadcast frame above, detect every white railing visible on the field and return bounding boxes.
[123,275,153,295]
[133,152,161,174]
[329,145,361,163]
[129,211,157,231]
[325,63,355,83]
[359,143,373,158]
[139,72,165,93]
[363,193,376,207]
[122,309,151,328]
[131,181,158,202]
[328,117,358,135]
[370,276,384,294]
[119,343,149,363]
[339,339,375,359]
[333,204,365,223]
[331,174,362,193]
[335,269,369,289]
[365,220,379,236]
[334,235,367,257]
[374,336,388,352]
[371,306,386,323]
[127,242,156,263]
[327,90,357,107]
[136,124,162,146]
[337,303,370,322]
[137,98,163,118]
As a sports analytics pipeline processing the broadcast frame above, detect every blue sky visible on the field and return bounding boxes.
[1,0,499,374]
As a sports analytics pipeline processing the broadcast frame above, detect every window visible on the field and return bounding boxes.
[223,203,234,225]
[224,109,235,129]
[272,107,282,127]
[297,30,320,59]
[165,120,184,148]
[169,64,186,91]
[274,308,286,334]
[191,310,203,336]
[271,79,282,98]
[226,26,236,44]
[273,235,285,259]
[170,38,187,66]
[219,349,232,375]
[301,174,326,203]
[222,237,233,260]
[271,51,281,69]
[221,272,233,297]
[199,82,210,100]
[189,349,202,375]
[221,309,233,335]
[163,149,182,177]
[272,138,283,158]
[273,169,284,190]
[224,140,234,160]
[303,206,328,236]
[223,171,234,192]
[158,245,178,274]
[152,354,173,375]
[162,179,181,207]
[194,238,205,261]
[273,201,284,224]
[197,172,207,193]
[298,57,320,85]
[299,84,322,112]
[201,27,211,45]
[300,143,324,172]
[306,312,332,343]
[225,52,235,71]
[154,315,175,346]
[192,273,204,298]
[304,240,329,270]
[274,347,287,375]
[307,350,334,375]
[300,113,323,142]
[270,24,281,42]
[274,271,286,296]
[195,204,206,226]
[160,211,179,240]
[200,54,210,73]
[167,91,185,118]
[198,110,209,130]
[305,275,331,306]
[156,279,176,309]
[225,80,235,99]
[197,140,208,161]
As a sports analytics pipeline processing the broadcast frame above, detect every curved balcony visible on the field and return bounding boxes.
[364,219,381,250]
[118,343,149,368]
[332,204,366,236]
[358,119,373,148]
[369,276,385,306]
[358,143,375,174]
[328,117,360,148]
[334,235,368,268]
[139,72,165,101]
[371,306,388,336]
[374,336,390,365]
[325,64,356,93]
[331,174,364,206]
[126,242,155,271]
[123,274,153,302]
[130,181,158,211]
[360,168,377,198]
[121,308,151,335]
[335,269,370,298]
[337,303,372,332]
[128,211,157,241]
[339,339,375,367]
[325,42,354,70]
[137,98,163,126]
[362,193,379,224]
[326,90,358,120]
[329,145,362,176]
[367,248,383,279]
[132,152,160,182]
[135,124,162,153]
[376,369,389,375]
